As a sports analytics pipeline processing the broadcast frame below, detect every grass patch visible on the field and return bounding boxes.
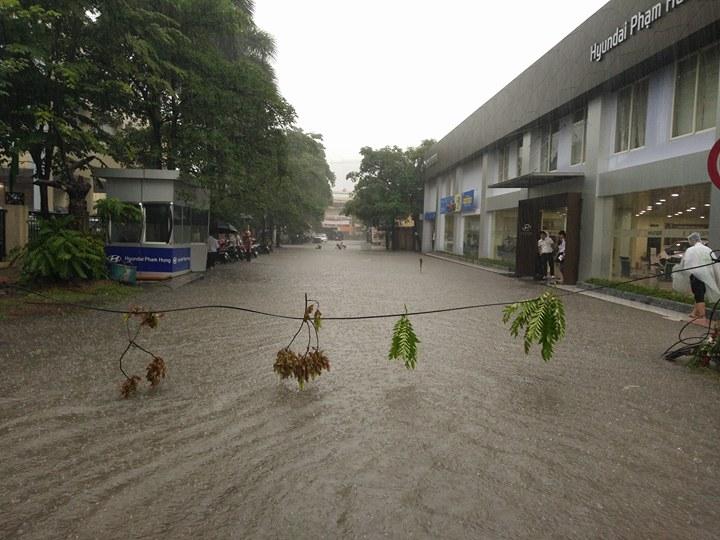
[437,251,516,272]
[0,280,140,319]
[584,278,694,305]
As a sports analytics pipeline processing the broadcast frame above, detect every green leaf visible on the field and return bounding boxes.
[388,310,420,370]
[503,292,566,362]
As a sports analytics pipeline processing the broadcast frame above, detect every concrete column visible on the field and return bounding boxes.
[478,153,492,258]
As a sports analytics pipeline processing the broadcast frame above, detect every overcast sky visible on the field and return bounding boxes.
[254,0,609,188]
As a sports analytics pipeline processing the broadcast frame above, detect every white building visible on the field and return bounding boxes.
[423,0,720,284]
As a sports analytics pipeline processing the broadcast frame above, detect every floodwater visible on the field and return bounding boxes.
[1,243,719,539]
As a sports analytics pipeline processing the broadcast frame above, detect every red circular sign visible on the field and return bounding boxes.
[708,139,720,190]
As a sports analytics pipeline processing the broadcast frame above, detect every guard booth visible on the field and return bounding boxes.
[92,168,210,280]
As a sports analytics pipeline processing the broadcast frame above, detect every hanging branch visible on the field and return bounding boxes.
[502,291,566,362]
[119,306,167,398]
[273,294,330,389]
[389,306,420,370]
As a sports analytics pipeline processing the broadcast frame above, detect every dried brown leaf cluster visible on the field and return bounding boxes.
[125,306,163,329]
[274,347,330,389]
[146,356,167,386]
[120,375,142,398]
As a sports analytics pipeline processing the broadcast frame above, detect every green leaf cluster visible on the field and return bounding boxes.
[502,292,566,362]
[389,312,420,370]
[21,217,106,283]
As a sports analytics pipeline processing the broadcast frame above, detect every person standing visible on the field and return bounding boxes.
[556,230,567,283]
[206,233,219,269]
[537,230,555,280]
[673,232,720,320]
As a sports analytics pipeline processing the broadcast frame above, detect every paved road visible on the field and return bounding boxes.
[1,243,719,539]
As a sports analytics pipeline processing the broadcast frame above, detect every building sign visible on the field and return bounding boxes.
[461,190,477,212]
[440,195,457,214]
[590,0,688,63]
[4,192,24,205]
[423,212,437,221]
[105,246,191,274]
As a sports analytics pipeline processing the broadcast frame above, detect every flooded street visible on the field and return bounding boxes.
[1,244,719,539]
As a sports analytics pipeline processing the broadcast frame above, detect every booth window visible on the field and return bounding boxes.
[672,44,719,137]
[615,79,648,153]
[109,203,142,243]
[191,208,208,242]
[173,205,191,244]
[145,203,172,243]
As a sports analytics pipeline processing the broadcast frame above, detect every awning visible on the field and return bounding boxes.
[488,172,584,189]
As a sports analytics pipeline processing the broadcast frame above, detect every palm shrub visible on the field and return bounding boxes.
[22,217,106,283]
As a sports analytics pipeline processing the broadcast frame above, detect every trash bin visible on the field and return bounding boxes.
[109,263,137,285]
[619,256,631,277]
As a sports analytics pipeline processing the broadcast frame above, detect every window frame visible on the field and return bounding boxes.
[670,42,719,139]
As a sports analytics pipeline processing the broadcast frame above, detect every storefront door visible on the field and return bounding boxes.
[515,193,581,284]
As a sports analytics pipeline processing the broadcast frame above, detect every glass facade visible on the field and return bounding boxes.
[611,184,711,278]
[463,216,481,257]
[492,209,518,262]
[444,214,455,252]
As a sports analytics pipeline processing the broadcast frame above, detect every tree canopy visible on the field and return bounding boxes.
[343,140,435,248]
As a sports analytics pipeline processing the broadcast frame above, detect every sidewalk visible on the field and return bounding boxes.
[425,251,709,326]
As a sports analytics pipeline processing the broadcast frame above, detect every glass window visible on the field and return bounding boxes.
[615,80,648,152]
[549,121,560,171]
[517,136,523,176]
[673,44,719,136]
[191,208,208,242]
[444,215,454,252]
[697,45,719,131]
[144,203,172,243]
[673,56,698,136]
[630,79,648,150]
[109,203,142,243]
[571,109,586,165]
[499,144,510,180]
[615,86,632,152]
[492,208,518,262]
[173,205,191,244]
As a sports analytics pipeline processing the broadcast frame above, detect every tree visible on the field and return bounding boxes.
[210,128,334,242]
[0,1,120,221]
[343,140,435,250]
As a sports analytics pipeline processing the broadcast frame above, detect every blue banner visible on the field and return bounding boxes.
[462,190,476,212]
[105,246,191,273]
[423,212,437,221]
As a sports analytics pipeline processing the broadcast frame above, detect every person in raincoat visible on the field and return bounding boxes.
[672,232,720,320]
